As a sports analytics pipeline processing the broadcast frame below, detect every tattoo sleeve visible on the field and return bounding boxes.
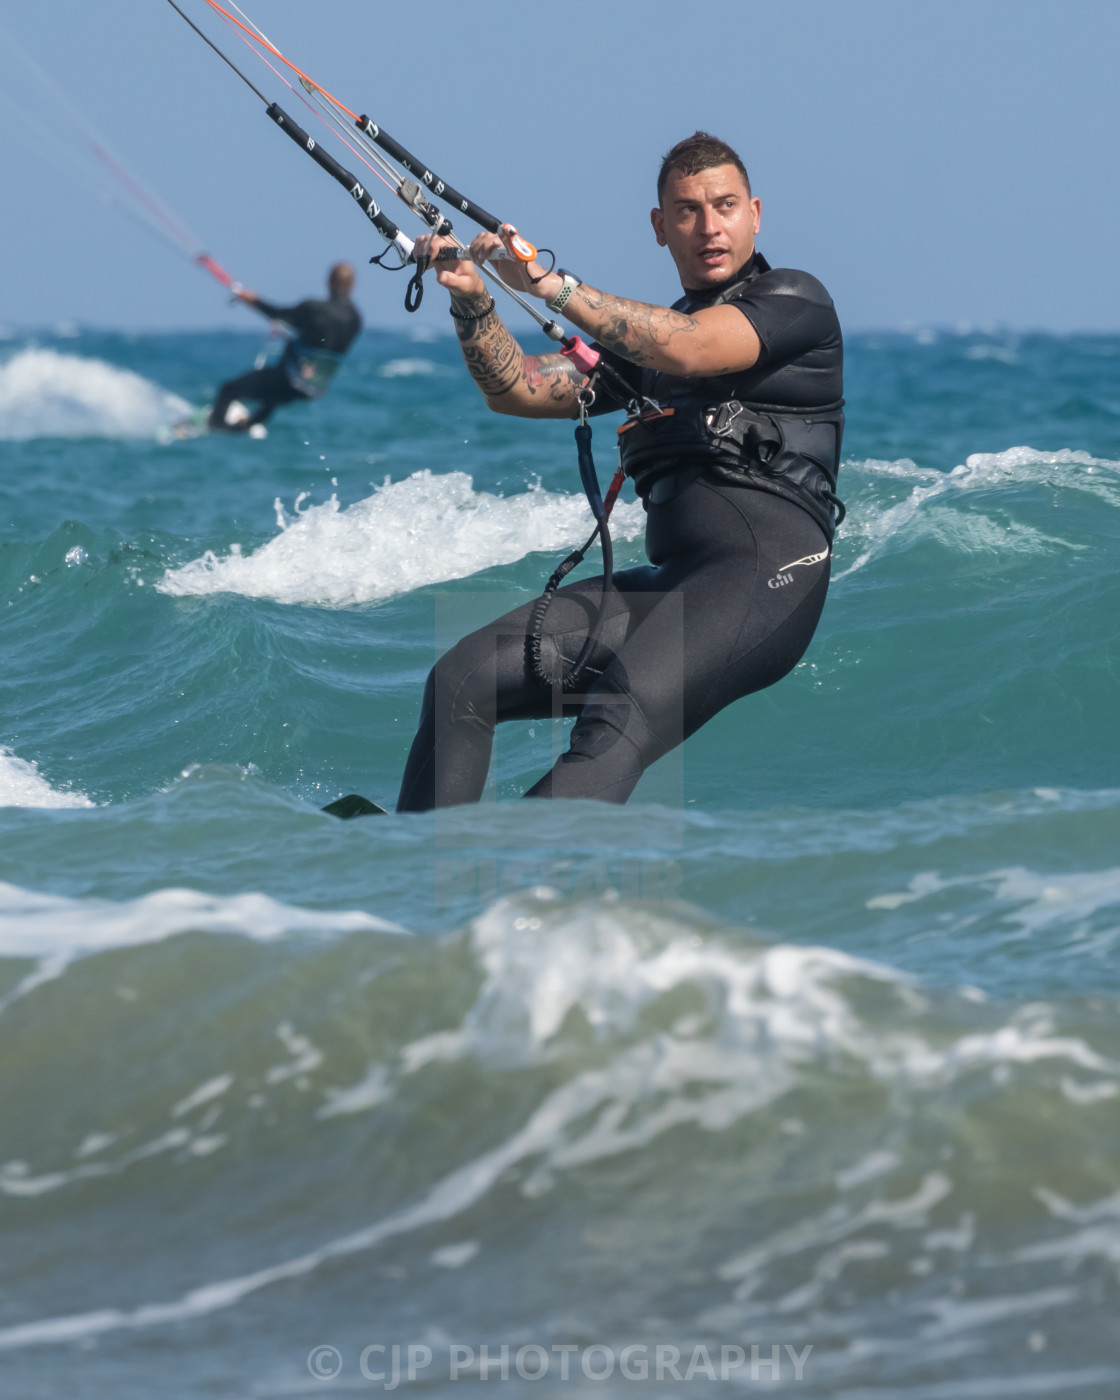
[450,293,585,410]
[569,286,699,369]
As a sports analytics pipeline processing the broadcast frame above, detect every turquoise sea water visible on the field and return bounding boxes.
[1,325,1119,1397]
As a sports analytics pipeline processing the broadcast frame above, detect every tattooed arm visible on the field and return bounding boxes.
[547,282,761,378]
[415,234,584,419]
[448,288,586,419]
[435,231,761,380]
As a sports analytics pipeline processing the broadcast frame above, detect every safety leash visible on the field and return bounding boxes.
[526,381,627,692]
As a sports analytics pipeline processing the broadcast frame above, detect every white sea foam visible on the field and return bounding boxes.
[0,348,190,440]
[157,469,646,607]
[1,1125,214,1200]
[867,865,1120,945]
[377,357,439,378]
[837,446,1120,579]
[964,342,1020,364]
[0,747,93,809]
[0,882,402,962]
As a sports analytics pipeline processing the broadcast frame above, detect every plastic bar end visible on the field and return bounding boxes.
[501,223,537,261]
[561,337,601,376]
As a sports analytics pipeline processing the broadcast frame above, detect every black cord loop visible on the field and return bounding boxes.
[369,248,409,271]
[526,531,597,689]
[404,255,428,313]
[526,248,556,284]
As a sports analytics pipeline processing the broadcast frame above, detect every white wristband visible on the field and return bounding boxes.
[545,271,580,314]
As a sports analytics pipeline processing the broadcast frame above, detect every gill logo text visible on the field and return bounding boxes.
[767,549,830,589]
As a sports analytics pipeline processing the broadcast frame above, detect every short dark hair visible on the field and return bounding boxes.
[329,262,355,295]
[657,132,751,205]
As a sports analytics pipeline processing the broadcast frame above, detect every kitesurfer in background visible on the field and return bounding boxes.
[208,261,362,432]
[397,132,844,810]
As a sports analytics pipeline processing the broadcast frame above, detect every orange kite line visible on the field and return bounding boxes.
[201,0,358,121]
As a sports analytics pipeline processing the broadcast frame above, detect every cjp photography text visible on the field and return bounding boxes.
[307,1341,814,1387]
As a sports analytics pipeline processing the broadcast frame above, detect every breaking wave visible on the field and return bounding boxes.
[0,348,189,440]
[157,470,646,607]
[0,747,92,810]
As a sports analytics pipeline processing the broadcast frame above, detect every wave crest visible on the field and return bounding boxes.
[0,747,92,810]
[157,470,646,607]
[0,348,189,440]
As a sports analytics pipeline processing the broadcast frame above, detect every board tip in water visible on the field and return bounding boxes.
[157,407,208,443]
[157,401,267,442]
[321,793,388,819]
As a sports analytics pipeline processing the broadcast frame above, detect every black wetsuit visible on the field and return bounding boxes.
[396,252,843,810]
[209,293,362,431]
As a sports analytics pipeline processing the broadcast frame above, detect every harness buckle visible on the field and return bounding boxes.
[706,399,743,437]
[616,405,676,437]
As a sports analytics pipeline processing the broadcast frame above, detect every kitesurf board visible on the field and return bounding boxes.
[157,401,267,443]
[322,794,387,819]
[157,406,210,442]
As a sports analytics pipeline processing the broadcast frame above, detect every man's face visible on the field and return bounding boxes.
[651,165,762,289]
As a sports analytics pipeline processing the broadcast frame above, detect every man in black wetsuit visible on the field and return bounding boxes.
[208,262,362,432]
[398,132,843,810]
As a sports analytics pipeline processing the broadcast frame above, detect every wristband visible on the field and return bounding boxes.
[449,295,496,322]
[545,270,581,314]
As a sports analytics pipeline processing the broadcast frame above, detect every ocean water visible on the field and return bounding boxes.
[1,323,1119,1398]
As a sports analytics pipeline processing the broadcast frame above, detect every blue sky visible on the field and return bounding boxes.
[0,0,1116,332]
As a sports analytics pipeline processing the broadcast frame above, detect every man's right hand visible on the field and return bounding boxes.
[413,233,488,299]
